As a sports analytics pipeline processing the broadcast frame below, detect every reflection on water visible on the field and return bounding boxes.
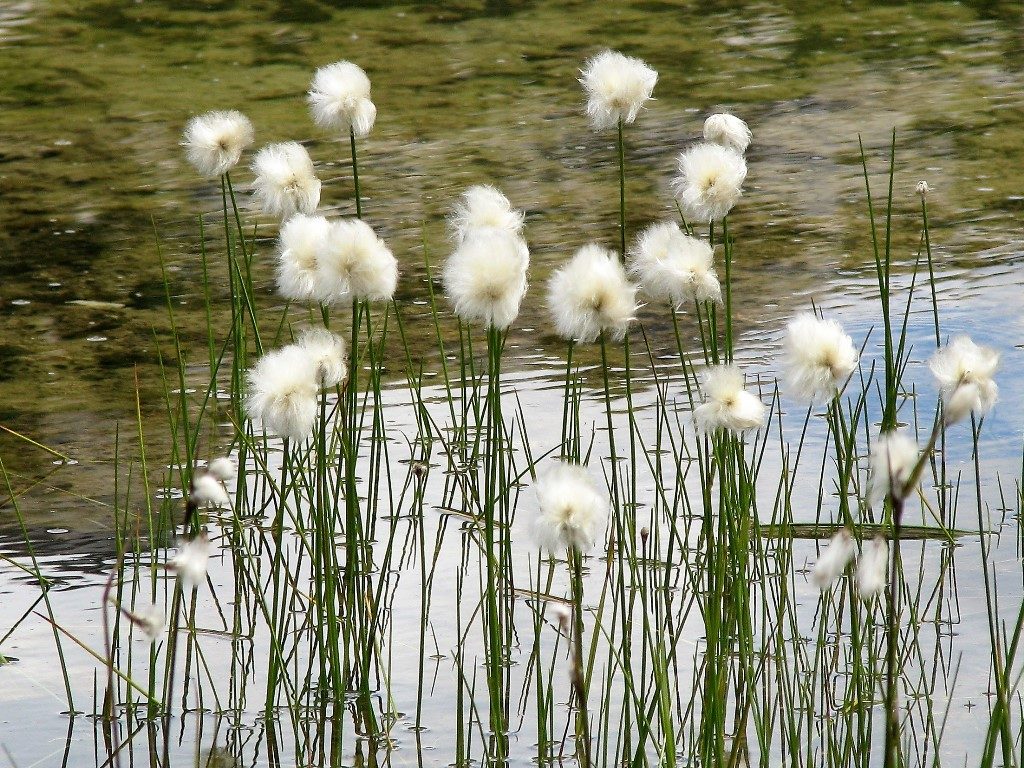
[1,0,1023,765]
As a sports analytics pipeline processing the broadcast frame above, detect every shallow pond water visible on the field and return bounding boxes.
[2,1,1024,766]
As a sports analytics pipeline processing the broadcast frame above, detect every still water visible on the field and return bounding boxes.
[1,1,1023,765]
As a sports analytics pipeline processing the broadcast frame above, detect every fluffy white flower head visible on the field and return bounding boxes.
[251,142,321,219]
[703,113,752,155]
[245,345,319,443]
[812,528,855,589]
[207,456,237,483]
[297,326,347,388]
[168,533,211,591]
[532,462,609,553]
[121,603,165,642]
[448,185,525,243]
[783,313,859,402]
[673,143,747,223]
[857,536,888,600]
[445,228,529,330]
[314,218,398,303]
[548,244,637,343]
[928,335,999,425]
[579,49,658,130]
[628,222,721,307]
[693,365,766,435]
[182,110,254,178]
[277,214,330,302]
[308,61,377,138]
[191,473,230,508]
[869,431,919,507]
[916,180,931,197]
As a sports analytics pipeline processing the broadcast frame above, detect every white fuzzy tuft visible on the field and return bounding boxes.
[703,113,752,154]
[315,218,398,303]
[168,533,211,592]
[783,313,858,403]
[445,228,529,330]
[928,335,999,425]
[628,222,721,307]
[251,142,321,219]
[868,431,919,506]
[673,143,747,223]
[277,214,331,302]
[579,50,658,130]
[856,536,888,600]
[308,61,376,138]
[812,529,855,589]
[547,244,637,343]
[182,110,254,178]
[448,185,525,243]
[207,456,237,483]
[532,461,609,554]
[297,326,347,388]
[121,603,165,643]
[245,345,319,443]
[191,474,230,508]
[692,364,765,435]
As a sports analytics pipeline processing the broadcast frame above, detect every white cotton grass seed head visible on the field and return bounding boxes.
[703,113,752,155]
[245,345,319,443]
[121,603,165,643]
[673,143,747,223]
[182,110,254,178]
[308,61,377,139]
[207,456,237,483]
[692,365,766,436]
[532,461,609,554]
[445,228,529,330]
[168,533,211,591]
[579,49,658,130]
[812,528,855,590]
[857,536,889,600]
[916,180,931,197]
[448,185,525,243]
[315,218,398,304]
[628,222,721,307]
[869,431,920,507]
[191,473,230,508]
[928,335,999,425]
[547,244,637,343]
[277,214,331,302]
[783,313,859,403]
[251,142,321,219]
[297,326,347,388]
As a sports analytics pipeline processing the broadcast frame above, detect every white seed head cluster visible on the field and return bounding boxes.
[315,218,398,303]
[277,214,332,302]
[692,364,766,436]
[206,456,237,483]
[928,335,999,425]
[783,313,859,403]
[445,227,529,330]
[673,142,747,223]
[308,61,377,138]
[548,244,637,343]
[856,536,888,599]
[579,49,658,130]
[868,431,920,506]
[245,345,320,443]
[182,110,254,178]
[628,222,721,307]
[168,533,211,592]
[532,461,609,554]
[812,529,855,589]
[296,326,347,388]
[122,603,166,643]
[191,473,231,508]
[251,141,321,219]
[703,113,752,154]
[448,185,525,244]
